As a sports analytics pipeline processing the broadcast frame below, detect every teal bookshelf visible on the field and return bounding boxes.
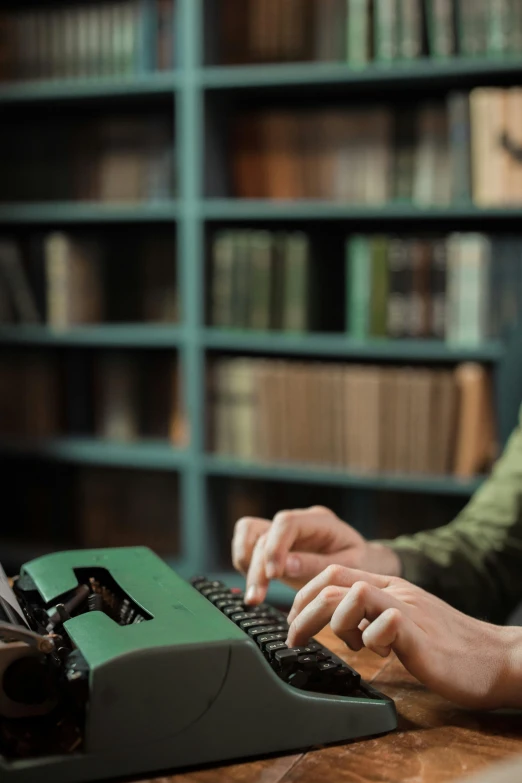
[2,0,522,589]
[0,325,186,348]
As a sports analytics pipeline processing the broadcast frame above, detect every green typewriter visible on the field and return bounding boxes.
[0,547,396,782]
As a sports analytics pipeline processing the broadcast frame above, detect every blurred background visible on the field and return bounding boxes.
[1,0,522,604]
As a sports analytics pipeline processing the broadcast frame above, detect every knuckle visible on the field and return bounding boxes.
[272,510,296,531]
[330,612,348,637]
[350,581,370,602]
[324,564,346,583]
[383,607,402,630]
[320,585,344,604]
[309,505,329,515]
[234,516,254,535]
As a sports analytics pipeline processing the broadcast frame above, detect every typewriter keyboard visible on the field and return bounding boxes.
[191,577,362,696]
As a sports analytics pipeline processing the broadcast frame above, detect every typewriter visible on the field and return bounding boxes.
[0,547,397,783]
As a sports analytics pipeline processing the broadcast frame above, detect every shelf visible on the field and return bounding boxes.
[202,330,504,363]
[0,72,180,103]
[0,438,187,471]
[203,455,485,496]
[0,202,179,225]
[200,58,522,90]
[0,325,185,348]
[201,200,522,223]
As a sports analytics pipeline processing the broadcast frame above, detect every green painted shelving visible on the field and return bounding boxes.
[0,202,179,224]
[3,0,522,579]
[0,325,185,347]
[203,455,485,496]
[0,437,187,471]
[0,72,180,103]
[199,57,522,90]
[202,330,504,362]
[202,200,522,222]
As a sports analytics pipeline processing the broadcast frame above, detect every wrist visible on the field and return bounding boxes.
[495,626,522,709]
[364,543,402,578]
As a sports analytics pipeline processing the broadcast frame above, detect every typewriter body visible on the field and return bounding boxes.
[0,547,396,783]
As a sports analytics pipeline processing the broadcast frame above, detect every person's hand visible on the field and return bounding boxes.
[231,506,401,605]
[286,565,522,710]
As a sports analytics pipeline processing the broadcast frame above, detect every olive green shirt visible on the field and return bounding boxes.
[383,406,522,625]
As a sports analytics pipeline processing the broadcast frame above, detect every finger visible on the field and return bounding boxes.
[286,585,349,647]
[361,607,414,659]
[329,583,410,652]
[283,551,349,583]
[245,532,269,605]
[263,508,319,579]
[289,580,406,649]
[287,565,392,624]
[232,517,270,575]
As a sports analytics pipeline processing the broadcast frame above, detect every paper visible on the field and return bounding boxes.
[0,562,29,627]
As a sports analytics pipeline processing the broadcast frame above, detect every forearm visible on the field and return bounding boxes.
[376,408,522,624]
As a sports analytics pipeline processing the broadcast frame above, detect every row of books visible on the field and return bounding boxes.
[207,229,522,343]
[232,88,522,206]
[219,0,521,65]
[0,233,178,326]
[0,115,174,203]
[347,233,522,343]
[0,0,176,82]
[210,230,312,331]
[210,357,496,477]
[0,351,185,443]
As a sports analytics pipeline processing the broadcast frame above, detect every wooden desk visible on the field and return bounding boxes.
[141,628,522,783]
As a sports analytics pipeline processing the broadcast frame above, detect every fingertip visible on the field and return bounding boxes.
[245,586,264,605]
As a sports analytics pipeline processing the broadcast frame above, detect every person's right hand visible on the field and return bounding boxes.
[231,505,401,605]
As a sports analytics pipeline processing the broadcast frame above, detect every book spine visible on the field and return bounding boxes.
[399,0,422,60]
[426,0,455,57]
[347,235,371,338]
[386,238,409,338]
[448,91,472,203]
[249,231,272,330]
[211,231,235,328]
[374,0,398,63]
[487,0,510,57]
[370,236,389,337]
[347,0,370,67]
[157,0,174,70]
[282,232,310,332]
[430,238,447,339]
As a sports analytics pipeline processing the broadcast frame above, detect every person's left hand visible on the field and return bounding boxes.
[286,565,521,710]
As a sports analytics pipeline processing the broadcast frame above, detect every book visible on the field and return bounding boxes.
[453,363,495,477]
[281,232,310,332]
[44,233,104,328]
[399,0,423,60]
[0,240,41,323]
[95,352,140,441]
[347,0,372,67]
[426,0,456,57]
[374,0,399,63]
[347,236,372,338]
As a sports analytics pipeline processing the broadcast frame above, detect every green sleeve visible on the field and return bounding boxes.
[381,406,522,624]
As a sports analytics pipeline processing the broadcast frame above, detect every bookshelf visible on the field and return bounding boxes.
[2,0,522,606]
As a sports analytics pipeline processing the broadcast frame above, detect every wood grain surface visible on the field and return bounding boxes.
[140,627,522,783]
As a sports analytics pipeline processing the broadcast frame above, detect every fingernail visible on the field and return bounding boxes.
[245,586,259,604]
[266,562,277,579]
[285,554,301,577]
